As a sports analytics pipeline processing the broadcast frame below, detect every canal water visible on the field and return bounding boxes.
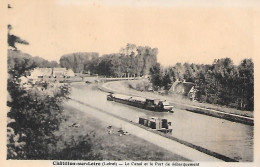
[69,84,253,161]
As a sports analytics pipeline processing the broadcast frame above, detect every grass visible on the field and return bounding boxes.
[54,103,189,161]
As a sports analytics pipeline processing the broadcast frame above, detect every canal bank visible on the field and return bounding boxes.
[66,99,223,161]
[60,102,189,161]
[98,81,253,126]
[71,98,237,162]
[69,83,253,161]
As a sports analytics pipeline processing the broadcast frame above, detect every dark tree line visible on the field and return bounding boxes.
[150,58,254,111]
[60,52,99,73]
[59,44,158,77]
[8,50,60,72]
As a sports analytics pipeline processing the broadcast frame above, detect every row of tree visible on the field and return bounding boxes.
[8,50,59,74]
[149,58,254,111]
[60,44,158,77]
[60,52,99,73]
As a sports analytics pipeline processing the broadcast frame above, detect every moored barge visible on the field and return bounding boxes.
[107,93,174,112]
[139,117,172,134]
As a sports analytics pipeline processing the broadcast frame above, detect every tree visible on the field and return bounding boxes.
[162,57,253,111]
[8,25,29,50]
[7,50,70,159]
[237,59,254,110]
[136,46,158,76]
[150,63,163,90]
[60,52,99,73]
[183,63,195,82]
[6,23,101,159]
[162,73,172,90]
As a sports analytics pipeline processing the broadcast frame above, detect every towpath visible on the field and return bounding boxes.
[66,99,222,161]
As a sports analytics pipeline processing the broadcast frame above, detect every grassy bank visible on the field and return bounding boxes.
[54,102,189,160]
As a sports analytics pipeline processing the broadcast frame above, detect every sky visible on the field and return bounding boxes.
[7,0,259,66]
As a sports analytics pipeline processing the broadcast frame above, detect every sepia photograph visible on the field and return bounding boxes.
[1,0,260,166]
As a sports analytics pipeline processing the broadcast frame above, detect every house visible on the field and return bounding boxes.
[29,68,52,79]
[28,68,75,80]
[168,80,196,98]
[66,69,75,77]
[187,86,198,100]
[53,68,67,78]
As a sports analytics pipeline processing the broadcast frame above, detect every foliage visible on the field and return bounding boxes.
[7,50,70,159]
[33,56,60,68]
[150,63,176,90]
[59,44,158,77]
[6,25,100,160]
[7,50,103,159]
[150,58,254,111]
[60,52,99,73]
[162,73,172,90]
[237,59,254,110]
[8,50,59,73]
[53,135,103,160]
[150,63,163,90]
[8,25,29,50]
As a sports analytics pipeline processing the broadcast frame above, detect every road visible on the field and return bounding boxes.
[68,83,253,161]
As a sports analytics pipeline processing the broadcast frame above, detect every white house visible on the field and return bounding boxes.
[66,69,75,77]
[28,68,75,79]
[28,68,52,79]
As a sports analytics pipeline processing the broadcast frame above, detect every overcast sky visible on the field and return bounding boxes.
[7,0,258,66]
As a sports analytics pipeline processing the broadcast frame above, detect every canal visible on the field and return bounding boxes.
[69,84,253,161]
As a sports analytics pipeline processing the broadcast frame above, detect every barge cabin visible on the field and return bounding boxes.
[139,117,172,134]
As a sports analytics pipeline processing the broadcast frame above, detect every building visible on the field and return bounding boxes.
[168,80,197,99]
[28,68,75,80]
[28,68,52,80]
[52,68,68,78]
[187,86,198,101]
[66,69,75,77]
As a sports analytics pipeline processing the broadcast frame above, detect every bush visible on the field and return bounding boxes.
[7,51,70,159]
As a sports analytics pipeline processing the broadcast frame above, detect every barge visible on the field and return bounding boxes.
[139,117,172,134]
[107,93,174,112]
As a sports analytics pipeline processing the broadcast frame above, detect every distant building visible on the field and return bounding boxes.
[28,68,75,80]
[66,69,75,77]
[52,68,75,78]
[168,80,197,99]
[187,86,198,101]
[53,68,67,77]
[74,71,91,77]
[29,68,52,80]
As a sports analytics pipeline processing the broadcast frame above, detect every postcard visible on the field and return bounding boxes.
[1,0,259,167]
